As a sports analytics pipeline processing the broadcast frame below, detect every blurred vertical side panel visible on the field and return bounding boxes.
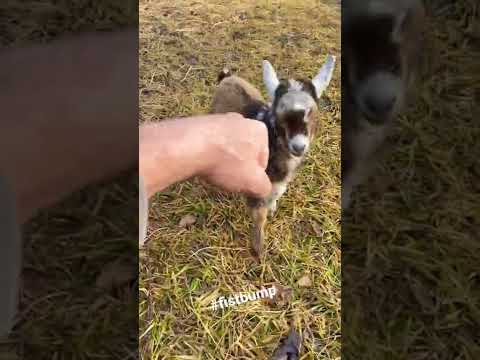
[0,1,139,358]
[342,0,479,359]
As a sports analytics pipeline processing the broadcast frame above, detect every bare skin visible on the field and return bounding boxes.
[139,113,272,247]
[0,31,272,336]
[0,30,271,224]
[139,113,272,199]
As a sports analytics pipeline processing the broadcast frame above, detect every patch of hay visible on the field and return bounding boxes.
[140,0,341,358]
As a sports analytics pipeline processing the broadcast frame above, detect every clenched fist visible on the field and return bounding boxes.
[139,113,272,198]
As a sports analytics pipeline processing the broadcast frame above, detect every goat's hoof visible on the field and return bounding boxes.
[251,236,264,260]
[252,250,263,263]
[251,242,263,259]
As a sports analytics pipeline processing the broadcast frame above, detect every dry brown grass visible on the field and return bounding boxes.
[139,0,340,359]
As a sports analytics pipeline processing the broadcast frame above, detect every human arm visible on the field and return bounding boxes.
[139,113,272,198]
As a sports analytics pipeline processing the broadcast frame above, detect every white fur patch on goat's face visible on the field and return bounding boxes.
[288,79,304,92]
[288,134,310,156]
[276,91,317,121]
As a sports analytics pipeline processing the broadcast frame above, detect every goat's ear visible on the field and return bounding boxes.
[262,60,280,100]
[312,55,336,98]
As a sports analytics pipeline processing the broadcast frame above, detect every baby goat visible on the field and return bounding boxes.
[342,0,425,210]
[211,56,336,258]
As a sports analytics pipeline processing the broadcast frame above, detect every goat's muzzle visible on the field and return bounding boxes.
[288,134,309,157]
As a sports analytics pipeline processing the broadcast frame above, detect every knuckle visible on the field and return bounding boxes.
[254,120,268,133]
[227,111,242,119]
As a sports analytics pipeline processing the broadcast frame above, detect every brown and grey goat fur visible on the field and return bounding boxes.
[342,0,425,210]
[211,57,335,258]
[213,69,265,116]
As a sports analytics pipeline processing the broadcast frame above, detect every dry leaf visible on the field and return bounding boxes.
[179,214,197,228]
[297,275,312,288]
[311,221,322,237]
[266,283,294,307]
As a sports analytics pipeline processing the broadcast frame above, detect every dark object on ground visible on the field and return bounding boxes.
[270,329,302,360]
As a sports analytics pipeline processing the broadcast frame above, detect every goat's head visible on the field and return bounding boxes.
[343,0,421,125]
[262,55,336,157]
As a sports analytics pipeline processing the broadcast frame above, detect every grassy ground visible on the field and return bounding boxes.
[343,1,480,359]
[139,0,341,359]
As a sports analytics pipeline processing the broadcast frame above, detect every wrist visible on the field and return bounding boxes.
[139,117,213,197]
[191,117,225,178]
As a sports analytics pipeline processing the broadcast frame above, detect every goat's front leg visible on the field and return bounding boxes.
[266,181,287,216]
[250,205,267,259]
[246,182,287,259]
[247,198,268,259]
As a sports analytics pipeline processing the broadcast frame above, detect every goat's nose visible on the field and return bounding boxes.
[365,94,396,115]
[291,143,306,155]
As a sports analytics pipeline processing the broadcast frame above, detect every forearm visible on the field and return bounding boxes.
[139,118,211,197]
[0,29,138,223]
[139,113,272,200]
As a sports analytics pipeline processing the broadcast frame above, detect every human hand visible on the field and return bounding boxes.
[140,113,272,198]
[198,112,272,198]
